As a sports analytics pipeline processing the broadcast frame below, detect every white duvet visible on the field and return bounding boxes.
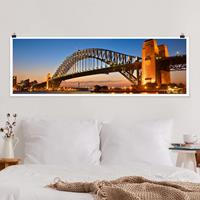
[0,163,200,200]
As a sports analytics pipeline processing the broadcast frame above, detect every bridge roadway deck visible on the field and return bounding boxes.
[32,55,186,89]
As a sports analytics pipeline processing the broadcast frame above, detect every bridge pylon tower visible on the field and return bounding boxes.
[141,39,170,85]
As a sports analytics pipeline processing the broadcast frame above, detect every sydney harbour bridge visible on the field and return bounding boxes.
[32,39,186,90]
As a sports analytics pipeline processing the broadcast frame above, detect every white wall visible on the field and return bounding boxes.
[0,0,200,145]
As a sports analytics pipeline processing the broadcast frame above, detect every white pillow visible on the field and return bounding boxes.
[22,119,102,165]
[100,119,173,166]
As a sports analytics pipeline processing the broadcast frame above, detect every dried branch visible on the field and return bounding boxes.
[0,113,17,138]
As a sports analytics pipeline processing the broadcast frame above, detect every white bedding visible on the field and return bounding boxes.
[0,163,200,200]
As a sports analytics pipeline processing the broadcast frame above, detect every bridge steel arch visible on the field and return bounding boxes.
[53,48,141,78]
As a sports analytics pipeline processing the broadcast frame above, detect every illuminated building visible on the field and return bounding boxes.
[46,73,51,89]
[13,76,17,87]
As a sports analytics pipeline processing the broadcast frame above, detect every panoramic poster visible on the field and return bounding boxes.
[11,37,188,96]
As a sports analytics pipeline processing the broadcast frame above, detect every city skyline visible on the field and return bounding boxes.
[13,38,186,85]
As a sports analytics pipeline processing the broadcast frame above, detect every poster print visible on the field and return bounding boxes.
[11,37,188,96]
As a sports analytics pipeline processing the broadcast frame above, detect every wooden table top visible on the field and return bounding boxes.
[169,147,200,151]
[0,158,21,163]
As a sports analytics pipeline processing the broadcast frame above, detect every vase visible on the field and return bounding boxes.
[2,136,19,158]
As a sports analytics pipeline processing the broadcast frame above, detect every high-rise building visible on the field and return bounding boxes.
[46,73,51,89]
[13,76,17,87]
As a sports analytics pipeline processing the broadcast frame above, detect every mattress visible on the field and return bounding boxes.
[0,162,200,200]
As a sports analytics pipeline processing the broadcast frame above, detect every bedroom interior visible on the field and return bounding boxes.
[0,0,200,199]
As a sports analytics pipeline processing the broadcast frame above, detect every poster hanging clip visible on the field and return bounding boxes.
[12,33,17,38]
[180,33,185,38]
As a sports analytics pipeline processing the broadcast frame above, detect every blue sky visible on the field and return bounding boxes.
[13,38,186,83]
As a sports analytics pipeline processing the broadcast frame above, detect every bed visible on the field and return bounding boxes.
[0,119,199,199]
[0,162,200,200]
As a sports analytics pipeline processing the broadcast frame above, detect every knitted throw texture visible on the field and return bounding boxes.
[49,176,200,200]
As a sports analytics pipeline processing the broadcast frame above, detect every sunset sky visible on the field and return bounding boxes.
[13,38,187,86]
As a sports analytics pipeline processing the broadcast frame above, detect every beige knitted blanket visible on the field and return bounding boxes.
[49,176,200,200]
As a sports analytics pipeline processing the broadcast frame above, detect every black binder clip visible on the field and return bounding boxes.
[12,33,17,38]
[180,33,185,38]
